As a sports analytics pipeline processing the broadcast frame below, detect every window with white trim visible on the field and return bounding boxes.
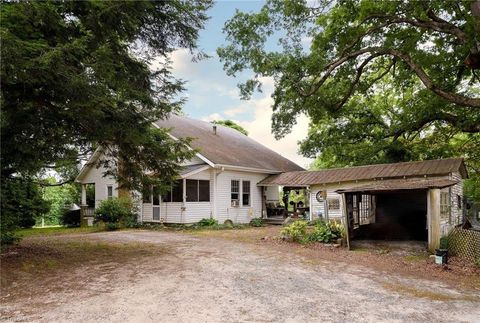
[440,191,451,222]
[242,180,251,206]
[327,198,340,210]
[231,180,240,206]
[107,185,113,199]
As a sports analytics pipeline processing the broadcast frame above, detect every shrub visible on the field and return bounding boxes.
[198,218,218,227]
[250,218,263,227]
[439,236,449,249]
[60,209,81,227]
[94,197,135,230]
[308,220,345,243]
[281,220,309,243]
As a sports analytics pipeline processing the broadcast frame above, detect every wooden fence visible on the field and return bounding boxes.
[448,227,480,262]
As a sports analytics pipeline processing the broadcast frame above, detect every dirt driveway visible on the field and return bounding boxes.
[1,229,479,322]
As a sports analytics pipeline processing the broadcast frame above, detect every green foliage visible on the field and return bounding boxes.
[39,177,80,226]
[249,218,264,227]
[219,0,480,200]
[281,220,309,243]
[281,220,345,244]
[197,218,219,227]
[94,198,136,230]
[1,178,50,245]
[475,258,480,267]
[60,209,81,227]
[213,120,249,136]
[1,0,211,193]
[439,236,449,250]
[307,220,345,243]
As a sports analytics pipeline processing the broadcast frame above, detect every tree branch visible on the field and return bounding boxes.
[303,47,480,108]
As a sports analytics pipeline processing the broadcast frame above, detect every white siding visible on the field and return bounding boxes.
[80,162,118,208]
[141,168,213,224]
[214,170,266,224]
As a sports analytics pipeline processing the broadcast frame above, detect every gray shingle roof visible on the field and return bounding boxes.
[258,158,467,186]
[154,114,304,173]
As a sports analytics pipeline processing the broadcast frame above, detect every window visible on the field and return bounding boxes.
[440,191,451,222]
[457,194,462,209]
[231,180,239,206]
[142,186,151,203]
[327,198,340,210]
[199,180,210,202]
[186,180,210,202]
[186,180,198,202]
[107,185,113,199]
[163,180,183,203]
[242,180,251,206]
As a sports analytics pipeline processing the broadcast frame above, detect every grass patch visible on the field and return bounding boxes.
[404,253,429,262]
[16,226,104,238]
[382,282,477,302]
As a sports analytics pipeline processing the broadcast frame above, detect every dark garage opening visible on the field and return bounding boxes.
[353,190,428,241]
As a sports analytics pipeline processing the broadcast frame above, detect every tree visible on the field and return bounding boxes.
[1,178,50,244]
[1,0,211,187]
[212,120,249,136]
[218,0,480,201]
[1,1,211,242]
[40,177,80,226]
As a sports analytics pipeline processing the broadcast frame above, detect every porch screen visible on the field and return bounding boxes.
[163,180,183,202]
[186,180,210,202]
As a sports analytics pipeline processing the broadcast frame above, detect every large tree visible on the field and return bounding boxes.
[218,0,480,200]
[1,0,211,187]
[1,1,211,241]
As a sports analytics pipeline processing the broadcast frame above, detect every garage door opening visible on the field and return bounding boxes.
[353,190,428,241]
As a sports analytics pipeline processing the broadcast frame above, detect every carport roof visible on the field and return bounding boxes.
[257,158,467,186]
[335,179,458,193]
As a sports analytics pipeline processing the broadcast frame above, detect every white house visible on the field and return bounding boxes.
[75,114,304,225]
[76,114,468,251]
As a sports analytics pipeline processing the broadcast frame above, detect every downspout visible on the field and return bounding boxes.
[213,166,224,221]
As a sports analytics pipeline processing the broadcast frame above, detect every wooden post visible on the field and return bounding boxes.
[81,184,87,206]
[427,188,441,252]
[341,193,351,250]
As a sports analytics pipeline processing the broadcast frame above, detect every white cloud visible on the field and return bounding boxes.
[200,77,313,169]
[224,107,246,117]
[201,113,223,122]
[238,99,313,169]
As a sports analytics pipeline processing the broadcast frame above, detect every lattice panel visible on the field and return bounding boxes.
[448,228,480,262]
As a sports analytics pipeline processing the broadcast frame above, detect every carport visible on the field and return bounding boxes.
[337,179,458,252]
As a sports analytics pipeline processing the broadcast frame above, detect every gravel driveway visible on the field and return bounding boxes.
[2,230,479,322]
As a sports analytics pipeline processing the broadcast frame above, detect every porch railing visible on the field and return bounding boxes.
[80,205,95,217]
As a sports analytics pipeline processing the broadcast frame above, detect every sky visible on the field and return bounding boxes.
[167,0,313,168]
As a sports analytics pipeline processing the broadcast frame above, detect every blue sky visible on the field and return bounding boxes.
[168,1,313,167]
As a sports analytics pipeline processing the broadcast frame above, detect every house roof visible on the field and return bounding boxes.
[335,179,459,193]
[154,114,304,173]
[258,158,467,186]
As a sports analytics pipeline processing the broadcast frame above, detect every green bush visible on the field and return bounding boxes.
[94,197,136,230]
[60,209,81,227]
[307,220,345,243]
[281,220,309,243]
[250,218,263,227]
[439,236,449,249]
[197,218,218,227]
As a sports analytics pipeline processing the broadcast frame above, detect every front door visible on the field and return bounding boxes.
[153,193,161,221]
